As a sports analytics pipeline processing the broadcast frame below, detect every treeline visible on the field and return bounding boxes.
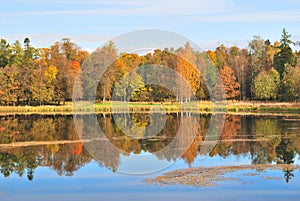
[0,38,89,105]
[0,28,300,105]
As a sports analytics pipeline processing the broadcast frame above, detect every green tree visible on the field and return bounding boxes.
[282,64,300,101]
[248,36,267,99]
[199,52,218,100]
[276,138,296,183]
[0,39,11,68]
[274,29,296,79]
[114,71,144,101]
[19,38,37,105]
[254,69,280,100]
[9,40,23,67]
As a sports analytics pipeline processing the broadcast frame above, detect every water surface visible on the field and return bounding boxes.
[0,113,300,201]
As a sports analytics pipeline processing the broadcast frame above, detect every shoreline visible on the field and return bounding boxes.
[0,101,299,114]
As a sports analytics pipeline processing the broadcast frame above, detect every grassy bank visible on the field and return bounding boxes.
[0,101,299,114]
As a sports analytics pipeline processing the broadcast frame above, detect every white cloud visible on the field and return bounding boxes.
[194,11,300,22]
[2,1,300,24]
[3,0,235,17]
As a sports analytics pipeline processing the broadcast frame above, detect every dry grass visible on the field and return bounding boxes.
[0,101,299,114]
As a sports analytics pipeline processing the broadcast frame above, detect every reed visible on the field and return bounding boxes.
[0,101,299,114]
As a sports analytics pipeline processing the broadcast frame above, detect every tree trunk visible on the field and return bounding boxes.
[102,87,105,104]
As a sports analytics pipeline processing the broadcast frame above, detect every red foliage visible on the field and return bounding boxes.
[71,143,83,155]
[69,61,81,77]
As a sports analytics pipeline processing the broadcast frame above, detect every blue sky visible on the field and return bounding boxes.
[1,0,300,51]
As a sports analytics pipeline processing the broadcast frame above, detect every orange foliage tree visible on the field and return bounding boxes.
[220,65,240,99]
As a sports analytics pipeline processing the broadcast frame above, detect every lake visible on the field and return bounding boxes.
[0,113,300,201]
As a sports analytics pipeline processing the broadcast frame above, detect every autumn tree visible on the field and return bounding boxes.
[214,44,227,69]
[265,40,279,71]
[44,39,88,104]
[227,47,250,100]
[219,65,240,99]
[30,64,58,105]
[176,42,200,102]
[46,42,69,104]
[93,41,119,102]
[0,66,20,105]
[31,67,49,105]
[141,49,179,102]
[69,61,83,99]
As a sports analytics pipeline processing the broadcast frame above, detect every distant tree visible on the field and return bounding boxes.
[18,37,37,105]
[47,39,83,104]
[248,36,267,99]
[215,44,227,69]
[31,64,58,105]
[9,40,23,67]
[219,65,240,99]
[31,68,49,105]
[282,64,300,101]
[61,38,77,61]
[0,66,20,105]
[199,52,218,99]
[94,41,119,102]
[142,49,179,101]
[254,69,280,100]
[0,39,11,68]
[265,40,279,71]
[176,42,200,102]
[207,50,217,65]
[274,28,296,79]
[227,47,250,100]
[114,71,144,101]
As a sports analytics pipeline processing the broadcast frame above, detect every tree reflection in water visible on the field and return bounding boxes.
[0,114,299,180]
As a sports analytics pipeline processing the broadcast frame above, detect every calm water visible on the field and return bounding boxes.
[0,113,300,201]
